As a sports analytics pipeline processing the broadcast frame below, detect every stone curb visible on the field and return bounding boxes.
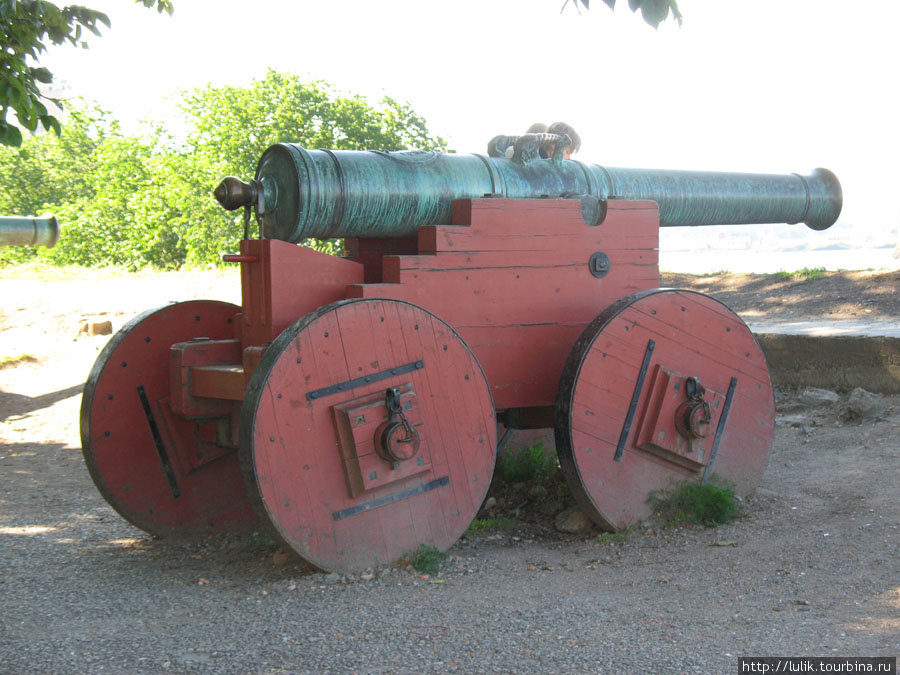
[754,332,900,394]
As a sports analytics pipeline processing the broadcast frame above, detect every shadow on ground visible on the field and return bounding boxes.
[0,383,84,422]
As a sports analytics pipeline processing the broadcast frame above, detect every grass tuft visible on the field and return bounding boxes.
[408,544,447,575]
[495,440,558,485]
[799,266,826,280]
[648,477,740,527]
[248,528,277,551]
[0,354,38,369]
[773,267,826,282]
[596,529,631,544]
[466,517,515,534]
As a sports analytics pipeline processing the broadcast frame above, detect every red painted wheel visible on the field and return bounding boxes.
[240,298,496,572]
[555,289,774,530]
[81,300,258,536]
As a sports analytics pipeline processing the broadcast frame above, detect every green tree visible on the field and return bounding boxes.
[0,102,117,264]
[0,102,176,267]
[0,0,173,147]
[0,103,108,215]
[50,131,177,268]
[171,70,447,265]
[0,72,447,268]
[562,0,682,28]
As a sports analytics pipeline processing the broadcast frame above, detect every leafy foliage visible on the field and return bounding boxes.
[562,0,683,28]
[0,0,173,147]
[0,72,447,268]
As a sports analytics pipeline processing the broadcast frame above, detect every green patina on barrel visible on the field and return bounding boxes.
[249,144,842,242]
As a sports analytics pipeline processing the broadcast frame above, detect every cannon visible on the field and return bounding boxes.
[0,214,60,247]
[214,135,841,241]
[81,137,842,571]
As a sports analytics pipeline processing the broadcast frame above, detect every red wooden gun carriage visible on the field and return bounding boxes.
[81,134,842,571]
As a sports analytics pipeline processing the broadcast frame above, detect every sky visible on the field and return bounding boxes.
[41,0,900,270]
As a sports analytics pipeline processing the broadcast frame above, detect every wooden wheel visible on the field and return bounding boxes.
[80,300,257,536]
[555,289,774,530]
[240,298,496,572]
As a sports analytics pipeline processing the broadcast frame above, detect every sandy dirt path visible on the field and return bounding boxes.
[1,268,898,674]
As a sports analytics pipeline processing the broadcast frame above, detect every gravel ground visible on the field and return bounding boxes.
[1,269,899,674]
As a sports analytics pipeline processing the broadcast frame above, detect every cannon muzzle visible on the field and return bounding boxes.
[215,144,842,242]
[0,214,60,248]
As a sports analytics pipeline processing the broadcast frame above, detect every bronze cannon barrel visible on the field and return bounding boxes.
[215,144,842,242]
[0,214,60,248]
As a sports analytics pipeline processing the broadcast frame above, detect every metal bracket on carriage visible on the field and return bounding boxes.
[634,365,726,471]
[331,383,431,497]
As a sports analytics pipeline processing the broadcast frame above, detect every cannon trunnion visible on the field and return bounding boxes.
[81,145,841,572]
